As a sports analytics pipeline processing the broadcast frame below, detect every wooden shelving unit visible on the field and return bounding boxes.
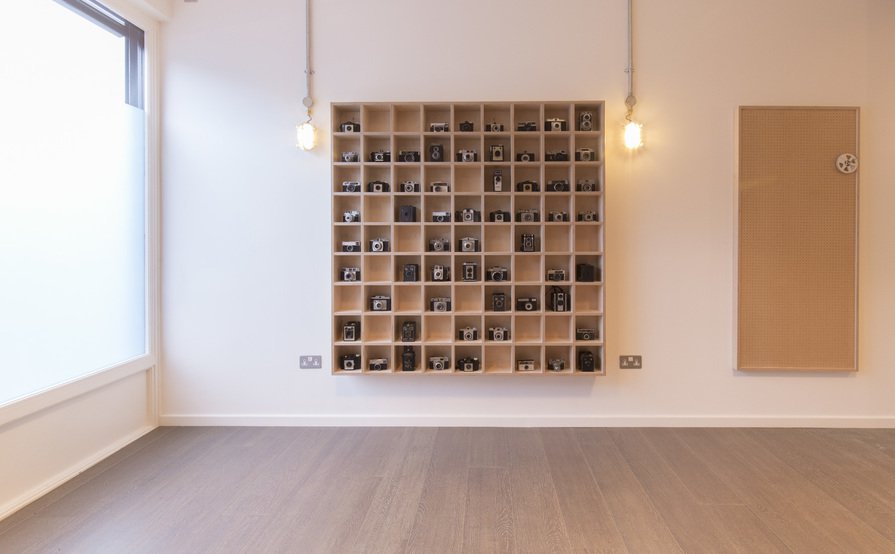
[331,101,604,375]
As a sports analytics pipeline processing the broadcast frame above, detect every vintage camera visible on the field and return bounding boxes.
[400,181,421,193]
[430,264,451,282]
[548,358,566,372]
[457,357,480,372]
[456,208,481,223]
[516,360,536,372]
[545,150,569,162]
[368,358,389,371]
[430,122,450,132]
[546,268,566,282]
[489,210,511,223]
[369,238,390,252]
[576,328,597,341]
[428,356,450,371]
[428,144,445,162]
[489,144,505,162]
[398,205,417,223]
[342,321,360,342]
[549,287,570,312]
[401,321,417,342]
[519,233,537,252]
[430,182,450,193]
[548,211,570,222]
[339,354,361,371]
[458,326,479,341]
[516,297,539,311]
[548,179,570,192]
[576,263,599,282]
[576,179,597,192]
[488,327,510,341]
[342,210,361,223]
[516,180,539,192]
[461,262,479,282]
[367,180,390,193]
[456,149,478,162]
[340,267,361,282]
[402,263,419,282]
[575,148,595,162]
[492,170,504,192]
[341,181,361,193]
[458,237,480,252]
[577,211,598,222]
[398,150,421,162]
[516,151,537,162]
[545,118,568,132]
[428,238,450,252]
[429,297,452,312]
[339,121,360,133]
[401,346,416,372]
[578,350,596,372]
[458,120,474,132]
[516,121,537,132]
[341,241,361,252]
[341,151,359,163]
[516,209,540,223]
[484,121,504,132]
[578,111,594,131]
[486,266,509,282]
[431,210,451,223]
[370,150,391,163]
[370,295,391,311]
[491,292,508,312]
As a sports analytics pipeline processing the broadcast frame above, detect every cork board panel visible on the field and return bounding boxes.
[737,107,858,371]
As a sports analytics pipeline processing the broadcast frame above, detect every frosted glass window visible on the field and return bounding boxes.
[0,0,146,404]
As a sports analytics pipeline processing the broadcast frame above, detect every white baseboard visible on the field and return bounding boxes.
[159,414,895,428]
[0,424,156,522]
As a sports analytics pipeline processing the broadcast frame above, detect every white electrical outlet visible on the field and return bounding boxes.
[300,355,322,369]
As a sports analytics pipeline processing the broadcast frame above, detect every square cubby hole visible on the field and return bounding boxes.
[544,255,572,283]
[422,315,452,343]
[546,284,572,313]
[393,226,422,253]
[394,136,421,164]
[454,345,483,373]
[393,105,422,133]
[363,255,392,284]
[423,226,451,254]
[363,345,393,373]
[574,103,602,132]
[423,344,453,373]
[455,314,483,344]
[483,104,511,133]
[513,103,541,132]
[483,225,512,253]
[395,166,421,195]
[334,166,361,194]
[545,345,573,374]
[334,345,363,374]
[484,137,510,163]
[333,136,361,164]
[454,165,483,194]
[454,136,483,164]
[483,345,512,374]
[514,195,541,223]
[573,164,601,192]
[364,136,391,163]
[454,284,483,314]
[363,165,391,192]
[334,226,362,253]
[484,285,512,314]
[393,284,422,313]
[454,104,482,132]
[423,136,450,163]
[333,284,362,314]
[334,254,363,284]
[573,135,602,162]
[362,105,391,133]
[515,225,541,253]
[573,284,603,313]
[484,315,512,344]
[423,195,451,223]
[364,285,392,314]
[334,315,364,345]
[544,136,571,163]
[484,195,512,221]
[394,198,421,224]
[544,104,573,130]
[394,315,422,344]
[333,105,361,131]
[545,314,572,343]
[424,284,452,313]
[394,345,422,372]
[334,195,362,224]
[545,166,572,193]
[513,166,541,192]
[514,255,542,284]
[424,255,452,283]
[514,285,542,314]
[574,255,603,283]
[575,347,602,373]
[454,255,482,284]
[363,195,392,224]
[424,104,452,132]
[574,194,602,225]
[454,194,482,220]
[544,225,571,253]
[394,255,422,283]
[574,223,601,253]
[362,314,393,343]
[514,345,543,373]
[486,165,510,192]
[363,225,392,254]
[484,255,512,283]
[545,196,572,221]
[574,315,601,343]
[513,135,540,163]
[423,165,451,193]
[455,226,482,254]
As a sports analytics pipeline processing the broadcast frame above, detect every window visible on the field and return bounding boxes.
[0,0,148,404]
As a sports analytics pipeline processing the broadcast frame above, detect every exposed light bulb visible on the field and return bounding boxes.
[624,120,643,149]
[296,120,317,151]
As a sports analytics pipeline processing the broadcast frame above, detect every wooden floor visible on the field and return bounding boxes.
[2,428,895,553]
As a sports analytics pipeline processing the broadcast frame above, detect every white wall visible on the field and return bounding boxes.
[160,0,895,426]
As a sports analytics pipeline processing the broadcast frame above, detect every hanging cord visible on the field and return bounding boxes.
[624,0,636,122]
[302,0,314,120]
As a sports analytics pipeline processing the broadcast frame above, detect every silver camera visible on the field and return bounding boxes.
[548,211,569,222]
[339,121,360,133]
[341,151,359,162]
[430,182,450,193]
[431,210,451,223]
[576,179,597,192]
[488,327,509,341]
[430,297,452,312]
[430,122,450,132]
[458,237,480,252]
[370,150,391,163]
[400,180,420,193]
[428,356,450,370]
[428,238,450,252]
[370,295,391,311]
[516,209,540,223]
[577,211,598,222]
[343,210,360,223]
[456,208,481,223]
[548,358,566,371]
[545,118,568,131]
[516,360,536,371]
[575,148,595,162]
[431,264,450,282]
[546,268,566,281]
[368,358,389,371]
[484,121,504,132]
[458,327,479,341]
[340,267,360,281]
[486,266,509,281]
[456,149,478,162]
[578,111,594,131]
[341,240,360,252]
[341,181,361,192]
[369,238,390,252]
[492,169,504,192]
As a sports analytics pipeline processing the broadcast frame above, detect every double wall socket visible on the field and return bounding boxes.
[619,355,642,369]
[300,355,322,369]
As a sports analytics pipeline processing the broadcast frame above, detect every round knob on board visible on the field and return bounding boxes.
[836,153,858,174]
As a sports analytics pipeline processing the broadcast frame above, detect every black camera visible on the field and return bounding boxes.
[575,148,595,162]
[461,262,479,282]
[339,121,360,133]
[577,211,598,222]
[430,122,449,132]
[457,357,480,372]
[430,182,450,193]
[489,144,505,161]
[367,181,390,193]
[545,118,568,132]
[400,180,420,193]
[576,179,597,192]
[341,181,361,193]
[492,170,504,192]
[369,358,389,371]
[484,121,504,132]
[402,263,419,282]
[369,238,390,252]
[341,241,360,252]
[549,286,570,312]
[486,266,509,281]
[458,326,479,341]
[489,210,511,223]
[401,321,417,342]
[456,208,481,223]
[428,356,450,371]
[516,151,536,162]
[428,238,450,252]
[548,359,565,372]
[431,210,451,223]
[429,297,452,312]
[492,292,507,312]
[458,237,480,252]
[458,120,474,132]
[519,233,537,252]
[488,327,510,341]
[341,151,359,162]
[340,267,361,281]
[548,179,570,192]
[370,295,391,311]
[546,268,566,281]
[578,111,594,132]
[578,350,596,372]
[576,263,599,282]
[576,328,597,341]
[343,210,360,223]
[516,121,537,132]
[339,354,361,371]
[398,150,421,162]
[342,321,360,342]
[370,150,391,163]
[516,209,540,223]
[430,264,451,282]
[548,211,570,222]
[456,149,478,162]
[516,297,539,311]
[398,205,417,223]
[516,360,536,372]
[516,180,539,192]
[429,144,445,162]
[402,346,416,372]
[545,150,569,162]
